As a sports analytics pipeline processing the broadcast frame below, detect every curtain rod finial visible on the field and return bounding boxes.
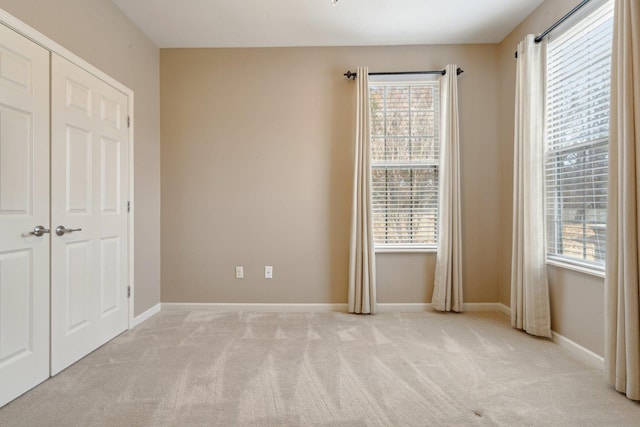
[344,70,357,80]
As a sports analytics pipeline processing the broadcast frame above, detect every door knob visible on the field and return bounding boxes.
[24,225,50,237]
[55,226,82,236]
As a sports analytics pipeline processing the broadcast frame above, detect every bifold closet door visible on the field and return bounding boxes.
[0,24,50,407]
[50,54,129,375]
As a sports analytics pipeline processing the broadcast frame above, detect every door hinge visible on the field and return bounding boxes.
[127,286,131,298]
[127,116,131,128]
[127,201,130,213]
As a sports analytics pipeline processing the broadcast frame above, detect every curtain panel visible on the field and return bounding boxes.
[432,64,464,312]
[605,0,640,401]
[348,66,377,314]
[510,35,552,338]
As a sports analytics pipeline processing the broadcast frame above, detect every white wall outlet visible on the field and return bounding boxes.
[265,266,273,279]
[235,266,244,279]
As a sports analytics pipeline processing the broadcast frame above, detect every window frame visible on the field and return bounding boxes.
[368,77,440,252]
[543,0,614,275]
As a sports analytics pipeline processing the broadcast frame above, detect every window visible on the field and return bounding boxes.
[545,0,614,269]
[369,80,440,250]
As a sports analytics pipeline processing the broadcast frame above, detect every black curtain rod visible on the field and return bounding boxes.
[514,0,592,58]
[344,68,464,80]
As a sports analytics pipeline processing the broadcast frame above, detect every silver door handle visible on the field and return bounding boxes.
[55,226,82,236]
[23,225,50,237]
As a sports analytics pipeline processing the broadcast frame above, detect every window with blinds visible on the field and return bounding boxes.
[545,0,614,268]
[369,80,440,249]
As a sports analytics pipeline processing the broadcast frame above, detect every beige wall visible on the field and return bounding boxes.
[498,0,605,355]
[0,0,161,315]
[547,266,605,355]
[161,45,500,304]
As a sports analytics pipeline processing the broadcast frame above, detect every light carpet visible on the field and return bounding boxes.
[1,310,639,426]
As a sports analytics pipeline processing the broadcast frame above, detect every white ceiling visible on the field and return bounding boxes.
[111,0,544,48]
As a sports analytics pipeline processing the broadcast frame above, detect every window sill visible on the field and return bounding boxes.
[546,258,605,279]
[375,247,437,254]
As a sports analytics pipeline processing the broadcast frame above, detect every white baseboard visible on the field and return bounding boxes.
[160,302,512,314]
[378,302,510,313]
[497,303,511,317]
[463,303,508,313]
[131,303,161,328]
[551,331,604,371]
[161,303,349,312]
[378,303,430,312]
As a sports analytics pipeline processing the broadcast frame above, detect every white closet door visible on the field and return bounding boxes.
[51,54,129,375]
[0,25,50,407]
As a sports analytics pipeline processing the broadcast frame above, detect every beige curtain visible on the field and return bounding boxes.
[510,35,551,338]
[348,66,376,314]
[432,64,463,312]
[605,0,640,401]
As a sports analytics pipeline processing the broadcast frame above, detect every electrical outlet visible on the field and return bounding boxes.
[235,266,244,279]
[265,266,273,279]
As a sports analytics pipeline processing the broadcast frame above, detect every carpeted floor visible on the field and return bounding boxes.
[1,310,639,426]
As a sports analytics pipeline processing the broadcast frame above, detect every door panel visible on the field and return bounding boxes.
[100,137,121,213]
[51,54,129,375]
[66,241,91,332]
[0,24,50,408]
[0,249,33,359]
[0,106,32,213]
[66,125,92,213]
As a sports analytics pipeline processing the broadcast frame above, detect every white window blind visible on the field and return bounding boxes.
[545,0,614,268]
[369,81,440,249]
